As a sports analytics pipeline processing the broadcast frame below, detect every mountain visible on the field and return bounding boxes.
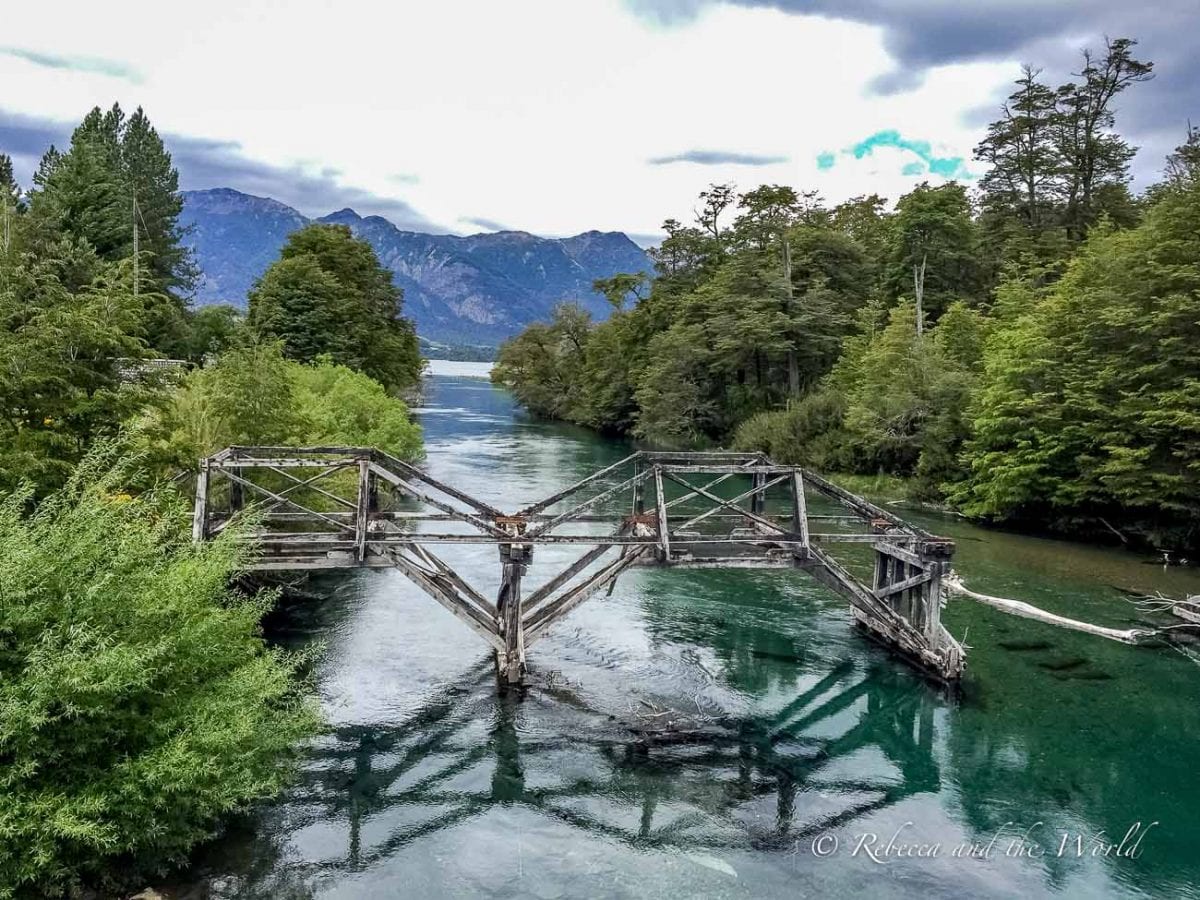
[180,189,652,345]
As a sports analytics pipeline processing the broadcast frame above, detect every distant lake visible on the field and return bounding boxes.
[425,359,494,379]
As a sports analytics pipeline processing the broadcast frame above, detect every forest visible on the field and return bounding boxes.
[0,104,423,894]
[494,37,1200,554]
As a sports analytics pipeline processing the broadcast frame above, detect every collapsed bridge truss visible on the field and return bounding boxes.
[193,447,964,683]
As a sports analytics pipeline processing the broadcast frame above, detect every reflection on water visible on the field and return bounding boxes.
[183,375,1200,900]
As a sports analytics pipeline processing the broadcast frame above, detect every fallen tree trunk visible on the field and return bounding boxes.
[945,573,1155,645]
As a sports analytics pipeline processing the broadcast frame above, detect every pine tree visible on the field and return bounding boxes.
[975,66,1060,231]
[1053,38,1153,240]
[26,104,195,353]
[0,154,22,255]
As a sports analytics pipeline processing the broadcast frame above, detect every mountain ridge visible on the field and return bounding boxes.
[180,188,652,345]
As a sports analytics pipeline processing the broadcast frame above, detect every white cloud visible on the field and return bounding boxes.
[0,0,1014,235]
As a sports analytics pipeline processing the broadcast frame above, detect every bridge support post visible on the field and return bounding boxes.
[191,460,209,543]
[751,470,766,516]
[495,543,529,684]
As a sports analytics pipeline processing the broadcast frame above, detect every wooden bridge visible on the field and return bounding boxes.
[192,447,964,684]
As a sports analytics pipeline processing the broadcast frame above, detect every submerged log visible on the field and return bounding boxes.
[945,574,1155,645]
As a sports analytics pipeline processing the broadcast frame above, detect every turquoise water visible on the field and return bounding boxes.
[183,371,1200,899]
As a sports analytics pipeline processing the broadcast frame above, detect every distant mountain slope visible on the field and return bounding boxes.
[180,189,652,345]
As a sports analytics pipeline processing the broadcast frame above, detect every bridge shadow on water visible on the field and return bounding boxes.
[185,648,942,899]
[314,661,939,869]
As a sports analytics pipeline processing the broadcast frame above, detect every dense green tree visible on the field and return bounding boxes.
[492,303,594,421]
[634,324,717,444]
[735,301,985,493]
[974,37,1153,282]
[886,182,983,330]
[1053,38,1153,240]
[181,303,246,360]
[696,182,736,251]
[0,446,319,896]
[592,272,648,311]
[1162,124,1200,189]
[975,66,1061,232]
[0,245,158,495]
[954,181,1200,549]
[248,224,422,392]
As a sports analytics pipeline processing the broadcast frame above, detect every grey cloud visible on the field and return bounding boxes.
[460,216,512,232]
[648,149,789,166]
[0,46,142,82]
[0,108,442,231]
[625,0,1200,183]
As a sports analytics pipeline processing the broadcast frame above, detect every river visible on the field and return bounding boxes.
[182,362,1200,899]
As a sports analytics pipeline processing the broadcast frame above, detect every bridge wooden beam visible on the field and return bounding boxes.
[660,470,803,544]
[516,451,643,517]
[524,546,650,647]
[672,472,791,532]
[368,461,510,539]
[217,468,350,532]
[234,531,911,547]
[495,544,529,683]
[527,467,655,537]
[376,546,505,652]
[372,448,506,518]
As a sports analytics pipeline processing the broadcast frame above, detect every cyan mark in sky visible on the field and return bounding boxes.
[0,46,142,83]
[818,129,974,180]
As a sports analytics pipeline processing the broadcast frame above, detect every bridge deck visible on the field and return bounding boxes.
[193,446,963,683]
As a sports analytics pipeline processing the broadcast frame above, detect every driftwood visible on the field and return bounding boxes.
[945,573,1159,645]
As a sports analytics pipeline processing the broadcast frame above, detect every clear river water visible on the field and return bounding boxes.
[182,362,1200,900]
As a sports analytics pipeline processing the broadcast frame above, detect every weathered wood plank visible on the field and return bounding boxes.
[661,470,801,541]
[355,459,370,561]
[645,556,796,569]
[527,467,655,537]
[191,461,209,543]
[219,469,349,531]
[873,569,934,599]
[368,462,510,538]
[875,541,924,567]
[266,465,359,510]
[653,466,671,560]
[673,473,791,532]
[377,547,505,651]
[372,448,505,518]
[792,471,810,548]
[522,540,621,616]
[799,467,935,539]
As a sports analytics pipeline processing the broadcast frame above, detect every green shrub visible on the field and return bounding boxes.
[0,446,320,896]
[293,359,423,460]
[130,343,422,479]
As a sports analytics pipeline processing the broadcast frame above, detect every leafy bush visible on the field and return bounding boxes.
[130,342,422,478]
[0,447,320,896]
[293,359,423,460]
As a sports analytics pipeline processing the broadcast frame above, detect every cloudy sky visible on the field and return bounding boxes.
[1,0,1194,243]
